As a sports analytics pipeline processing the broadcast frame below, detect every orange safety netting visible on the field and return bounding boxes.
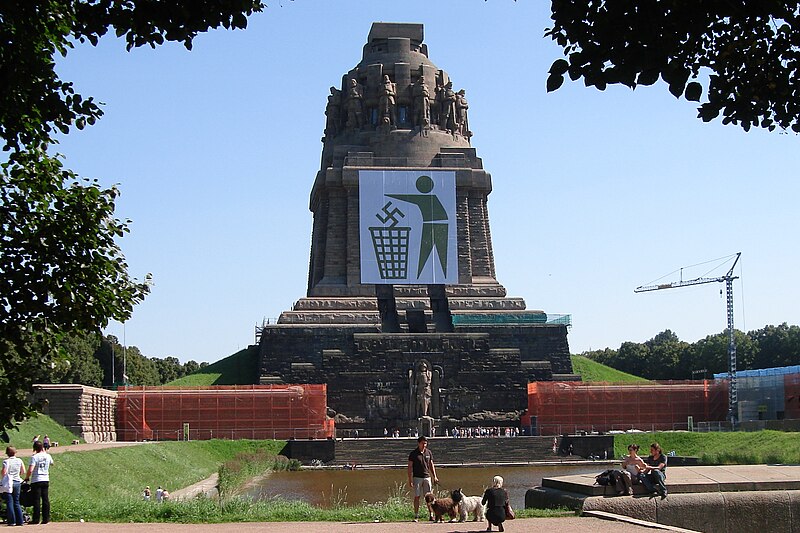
[116,385,333,441]
[785,374,800,420]
[523,381,729,435]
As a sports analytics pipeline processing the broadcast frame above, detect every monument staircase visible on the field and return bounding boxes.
[332,436,559,467]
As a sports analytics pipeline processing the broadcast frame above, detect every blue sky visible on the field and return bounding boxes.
[54,1,800,363]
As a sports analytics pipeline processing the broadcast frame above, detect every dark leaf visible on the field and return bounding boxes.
[546,73,565,92]
[549,58,570,75]
[685,82,703,102]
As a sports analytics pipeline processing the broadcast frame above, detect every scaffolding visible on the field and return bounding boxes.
[711,368,800,422]
[524,381,729,436]
[116,385,333,441]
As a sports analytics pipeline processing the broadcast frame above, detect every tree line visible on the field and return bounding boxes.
[34,332,208,389]
[580,323,800,381]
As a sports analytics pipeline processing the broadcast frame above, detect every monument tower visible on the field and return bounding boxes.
[259,23,575,434]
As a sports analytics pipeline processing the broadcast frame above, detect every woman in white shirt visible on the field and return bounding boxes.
[2,446,26,526]
[620,443,646,495]
[25,440,54,524]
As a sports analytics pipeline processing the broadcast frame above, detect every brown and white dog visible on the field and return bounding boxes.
[424,492,459,522]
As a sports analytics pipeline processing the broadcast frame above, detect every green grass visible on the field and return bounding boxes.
[570,355,650,383]
[167,346,259,386]
[5,413,81,451]
[47,437,569,523]
[51,439,285,521]
[613,430,800,464]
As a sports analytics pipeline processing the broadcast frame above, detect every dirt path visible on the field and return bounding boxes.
[16,440,152,458]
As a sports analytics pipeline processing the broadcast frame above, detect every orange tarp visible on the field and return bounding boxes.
[116,385,333,441]
[524,381,728,435]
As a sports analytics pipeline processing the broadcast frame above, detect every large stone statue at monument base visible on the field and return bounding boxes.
[258,23,575,437]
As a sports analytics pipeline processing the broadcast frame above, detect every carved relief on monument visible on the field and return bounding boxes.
[324,86,342,138]
[378,74,398,127]
[408,359,441,418]
[366,394,402,419]
[412,75,431,129]
[345,78,364,130]
[436,81,457,132]
[455,89,470,137]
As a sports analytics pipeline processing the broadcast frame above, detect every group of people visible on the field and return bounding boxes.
[1,438,55,526]
[617,442,668,498]
[407,436,511,531]
[142,486,170,502]
[450,426,519,438]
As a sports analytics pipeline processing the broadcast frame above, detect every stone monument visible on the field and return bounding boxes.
[259,23,576,436]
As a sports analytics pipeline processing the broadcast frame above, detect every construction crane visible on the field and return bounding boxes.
[634,252,742,426]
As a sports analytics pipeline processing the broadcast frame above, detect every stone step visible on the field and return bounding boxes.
[333,437,560,466]
[291,297,529,313]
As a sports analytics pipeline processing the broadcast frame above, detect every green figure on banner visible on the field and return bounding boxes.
[386,175,448,278]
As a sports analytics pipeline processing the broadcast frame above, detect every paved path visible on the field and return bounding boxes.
[26,517,683,533]
[542,464,800,495]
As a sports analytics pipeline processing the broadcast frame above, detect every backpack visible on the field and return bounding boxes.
[594,470,621,487]
[595,469,615,486]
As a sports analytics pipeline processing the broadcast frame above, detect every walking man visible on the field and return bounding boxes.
[407,435,438,522]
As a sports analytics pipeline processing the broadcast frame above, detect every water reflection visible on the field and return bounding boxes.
[246,464,602,509]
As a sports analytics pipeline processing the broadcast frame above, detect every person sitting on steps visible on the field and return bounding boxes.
[639,442,668,498]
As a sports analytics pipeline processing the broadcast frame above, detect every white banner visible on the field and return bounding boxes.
[359,170,458,284]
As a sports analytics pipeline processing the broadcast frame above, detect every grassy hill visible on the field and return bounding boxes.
[571,354,650,383]
[167,346,259,386]
[614,430,800,464]
[6,413,81,451]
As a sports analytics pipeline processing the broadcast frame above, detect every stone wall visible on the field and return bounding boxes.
[32,384,117,443]
[260,322,571,426]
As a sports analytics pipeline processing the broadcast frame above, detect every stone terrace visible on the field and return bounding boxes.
[334,436,570,466]
[527,465,800,533]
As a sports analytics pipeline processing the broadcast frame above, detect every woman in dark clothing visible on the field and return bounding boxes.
[481,475,508,532]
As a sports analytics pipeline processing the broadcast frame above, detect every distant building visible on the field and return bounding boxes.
[714,366,800,422]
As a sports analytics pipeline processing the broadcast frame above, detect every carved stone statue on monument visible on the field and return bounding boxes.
[455,89,470,137]
[414,360,433,418]
[345,78,363,130]
[437,81,457,132]
[324,86,341,138]
[379,74,397,126]
[412,76,430,129]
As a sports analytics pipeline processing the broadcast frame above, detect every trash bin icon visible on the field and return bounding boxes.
[369,226,410,280]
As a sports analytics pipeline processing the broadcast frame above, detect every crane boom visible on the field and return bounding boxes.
[634,253,740,293]
[634,252,741,427]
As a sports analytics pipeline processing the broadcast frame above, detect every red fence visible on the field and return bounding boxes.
[523,380,729,435]
[116,385,333,441]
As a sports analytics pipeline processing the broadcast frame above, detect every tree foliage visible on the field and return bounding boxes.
[582,323,799,380]
[0,0,264,439]
[546,1,800,132]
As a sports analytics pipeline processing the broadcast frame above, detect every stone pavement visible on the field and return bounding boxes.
[527,464,800,533]
[24,517,691,533]
[537,464,800,496]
